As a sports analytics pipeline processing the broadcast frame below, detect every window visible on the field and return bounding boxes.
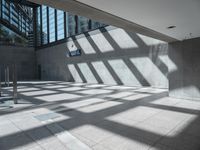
[36,6,41,46]
[35,5,106,47]
[78,16,89,34]
[2,0,9,21]
[49,7,55,42]
[67,13,76,37]
[42,6,47,44]
[26,18,29,36]
[57,10,64,40]
[10,3,19,28]
[0,0,2,18]
[0,24,28,46]
[22,17,26,34]
[0,0,33,46]
[91,20,105,30]
[18,12,22,32]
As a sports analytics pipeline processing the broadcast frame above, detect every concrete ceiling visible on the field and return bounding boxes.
[75,0,200,41]
[28,0,200,42]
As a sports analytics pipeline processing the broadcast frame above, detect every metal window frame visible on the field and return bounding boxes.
[47,6,49,43]
[0,0,2,18]
[88,19,92,30]
[55,9,57,41]
[75,15,78,34]
[64,11,67,38]
[33,7,37,47]
[40,6,42,45]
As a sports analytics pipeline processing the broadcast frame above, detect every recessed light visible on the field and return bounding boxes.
[167,26,176,29]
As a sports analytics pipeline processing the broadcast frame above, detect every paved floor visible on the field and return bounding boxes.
[0,81,200,150]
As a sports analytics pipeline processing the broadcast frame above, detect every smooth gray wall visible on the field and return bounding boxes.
[169,37,200,100]
[0,45,36,81]
[37,26,169,88]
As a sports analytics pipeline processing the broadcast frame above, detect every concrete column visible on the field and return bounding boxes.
[13,64,17,104]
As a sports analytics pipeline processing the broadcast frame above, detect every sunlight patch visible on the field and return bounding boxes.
[108,28,138,49]
[90,31,114,53]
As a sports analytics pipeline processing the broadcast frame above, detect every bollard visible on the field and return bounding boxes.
[13,64,17,104]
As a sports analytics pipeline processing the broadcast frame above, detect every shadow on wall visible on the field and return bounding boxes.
[168,38,200,100]
[66,26,170,89]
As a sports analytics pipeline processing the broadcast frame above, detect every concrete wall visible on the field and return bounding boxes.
[169,37,200,100]
[37,26,169,88]
[0,45,36,81]
[0,27,199,100]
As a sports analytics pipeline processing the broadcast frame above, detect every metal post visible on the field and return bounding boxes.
[33,7,37,48]
[4,66,6,86]
[0,66,1,97]
[55,9,58,41]
[7,66,9,87]
[13,64,17,104]
[47,7,50,44]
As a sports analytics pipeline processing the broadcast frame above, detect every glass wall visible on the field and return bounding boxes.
[0,0,33,37]
[0,0,33,46]
[36,5,106,47]
[0,1,106,48]
[0,24,28,46]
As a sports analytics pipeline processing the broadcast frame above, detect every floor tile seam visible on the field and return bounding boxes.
[83,133,114,147]
[131,108,164,125]
[41,122,71,149]
[148,143,178,150]
[92,126,156,149]
[91,143,112,150]
[109,133,155,150]
[45,122,93,149]
[7,117,46,150]
[150,116,191,149]
[73,133,98,148]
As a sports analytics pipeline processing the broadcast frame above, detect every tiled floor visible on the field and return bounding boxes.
[0,81,200,150]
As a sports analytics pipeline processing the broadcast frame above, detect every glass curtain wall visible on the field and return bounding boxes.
[0,0,33,46]
[0,1,106,47]
[0,0,33,37]
[36,5,106,47]
[0,24,28,46]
